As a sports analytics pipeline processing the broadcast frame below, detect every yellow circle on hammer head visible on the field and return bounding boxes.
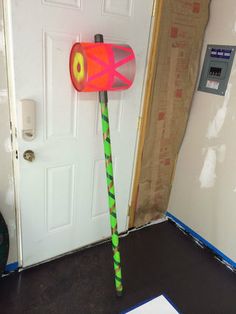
[73,52,85,83]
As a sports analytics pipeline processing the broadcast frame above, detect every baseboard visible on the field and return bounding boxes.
[166,212,236,269]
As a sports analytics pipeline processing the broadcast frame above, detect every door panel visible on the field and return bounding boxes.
[44,31,79,139]
[46,165,75,231]
[8,0,153,266]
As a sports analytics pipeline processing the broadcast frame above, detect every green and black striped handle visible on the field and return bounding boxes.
[95,34,123,296]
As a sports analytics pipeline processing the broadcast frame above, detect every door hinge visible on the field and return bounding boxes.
[9,121,14,150]
[10,132,13,145]
[9,121,17,139]
[15,150,18,159]
[9,121,13,140]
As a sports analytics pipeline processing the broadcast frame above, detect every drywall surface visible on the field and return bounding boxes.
[0,0,17,265]
[168,0,236,262]
[134,0,209,226]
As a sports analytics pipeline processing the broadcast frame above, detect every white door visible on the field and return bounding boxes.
[7,0,153,266]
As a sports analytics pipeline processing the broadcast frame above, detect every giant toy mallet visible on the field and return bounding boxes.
[69,34,136,296]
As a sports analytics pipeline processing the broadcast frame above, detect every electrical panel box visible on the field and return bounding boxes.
[198,45,236,96]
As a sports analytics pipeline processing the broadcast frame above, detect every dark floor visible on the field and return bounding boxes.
[0,221,236,314]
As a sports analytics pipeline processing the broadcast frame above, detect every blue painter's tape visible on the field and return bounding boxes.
[5,261,18,272]
[166,212,236,269]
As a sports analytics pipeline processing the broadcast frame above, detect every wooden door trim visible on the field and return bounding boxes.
[128,0,164,228]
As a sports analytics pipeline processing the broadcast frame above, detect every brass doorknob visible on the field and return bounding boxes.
[23,150,35,162]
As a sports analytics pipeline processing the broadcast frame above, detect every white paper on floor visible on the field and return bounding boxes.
[125,295,179,314]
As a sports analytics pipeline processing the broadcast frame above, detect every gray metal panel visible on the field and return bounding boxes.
[198,45,236,96]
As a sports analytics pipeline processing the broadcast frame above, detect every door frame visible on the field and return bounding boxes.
[3,0,162,268]
[3,1,23,267]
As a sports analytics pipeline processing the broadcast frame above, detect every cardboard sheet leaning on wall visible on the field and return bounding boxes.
[134,0,210,226]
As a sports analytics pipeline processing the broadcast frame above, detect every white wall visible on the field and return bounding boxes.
[168,0,236,262]
[0,0,17,265]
